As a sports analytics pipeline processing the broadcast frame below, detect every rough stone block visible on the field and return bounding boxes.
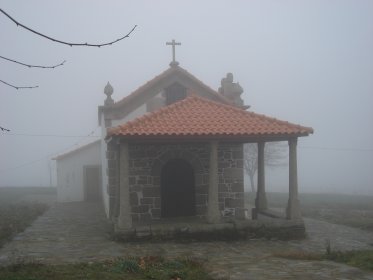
[130,185,142,192]
[231,182,243,192]
[225,198,244,208]
[236,160,243,168]
[140,197,153,205]
[139,213,151,223]
[132,205,149,213]
[130,192,138,206]
[129,176,136,185]
[224,168,242,178]
[218,161,230,169]
[151,208,161,218]
[234,208,246,219]
[143,187,160,197]
[106,151,115,160]
[137,176,148,185]
[234,192,244,199]
[131,214,139,223]
[218,183,229,192]
[107,168,117,177]
[232,151,243,159]
[107,159,117,169]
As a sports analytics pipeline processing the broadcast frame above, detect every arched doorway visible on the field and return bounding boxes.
[161,158,196,217]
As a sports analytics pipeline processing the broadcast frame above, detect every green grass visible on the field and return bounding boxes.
[0,203,48,248]
[273,250,373,272]
[245,192,373,231]
[0,257,213,280]
[0,187,56,206]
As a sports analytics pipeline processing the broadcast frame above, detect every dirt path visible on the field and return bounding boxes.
[1,202,372,279]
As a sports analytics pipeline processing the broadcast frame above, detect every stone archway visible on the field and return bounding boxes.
[160,158,196,218]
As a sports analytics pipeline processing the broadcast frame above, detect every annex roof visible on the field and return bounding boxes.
[53,139,100,160]
[107,95,313,142]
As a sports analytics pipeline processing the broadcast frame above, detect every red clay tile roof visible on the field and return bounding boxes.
[107,95,313,141]
[112,65,233,108]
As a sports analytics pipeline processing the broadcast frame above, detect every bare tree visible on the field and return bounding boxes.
[244,142,287,193]
[0,8,137,90]
[0,8,136,131]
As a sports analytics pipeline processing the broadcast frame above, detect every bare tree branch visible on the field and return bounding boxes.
[0,126,10,132]
[0,55,66,69]
[244,142,287,192]
[0,79,38,90]
[0,8,137,47]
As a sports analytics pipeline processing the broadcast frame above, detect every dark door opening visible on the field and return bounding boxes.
[84,166,101,202]
[161,159,195,217]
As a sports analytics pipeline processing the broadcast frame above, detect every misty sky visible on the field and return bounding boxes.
[1,1,372,195]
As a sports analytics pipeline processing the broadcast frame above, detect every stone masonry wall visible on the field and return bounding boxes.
[106,141,120,219]
[218,143,245,219]
[107,142,245,225]
[128,143,209,224]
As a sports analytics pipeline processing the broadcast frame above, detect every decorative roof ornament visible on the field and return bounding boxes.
[166,39,181,67]
[218,73,244,106]
[104,82,114,105]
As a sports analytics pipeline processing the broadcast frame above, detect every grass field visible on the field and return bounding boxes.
[245,192,373,231]
[0,257,212,280]
[0,187,372,278]
[0,187,54,248]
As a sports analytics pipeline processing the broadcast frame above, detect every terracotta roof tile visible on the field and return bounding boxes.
[107,95,313,141]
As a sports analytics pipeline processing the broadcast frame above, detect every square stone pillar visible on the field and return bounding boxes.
[286,138,302,220]
[253,142,267,219]
[207,141,220,223]
[118,142,132,229]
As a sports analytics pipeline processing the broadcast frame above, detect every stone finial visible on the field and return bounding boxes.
[104,82,114,106]
[218,73,244,106]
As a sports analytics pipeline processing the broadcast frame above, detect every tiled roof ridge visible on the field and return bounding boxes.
[112,65,233,108]
[108,95,313,137]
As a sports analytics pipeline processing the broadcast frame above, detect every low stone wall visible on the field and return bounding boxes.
[112,219,306,242]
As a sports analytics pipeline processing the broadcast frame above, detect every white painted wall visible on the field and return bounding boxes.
[100,113,109,216]
[111,103,147,127]
[56,141,101,202]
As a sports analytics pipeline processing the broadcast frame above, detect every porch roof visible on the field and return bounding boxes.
[107,95,313,142]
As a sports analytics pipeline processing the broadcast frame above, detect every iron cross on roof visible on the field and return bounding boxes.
[166,39,181,66]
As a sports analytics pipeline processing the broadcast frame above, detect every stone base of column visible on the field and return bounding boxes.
[206,202,220,224]
[286,198,302,220]
[118,215,132,230]
[255,192,268,212]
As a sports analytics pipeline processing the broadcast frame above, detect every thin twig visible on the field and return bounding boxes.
[0,8,137,47]
[0,79,38,90]
[0,126,10,132]
[0,55,66,69]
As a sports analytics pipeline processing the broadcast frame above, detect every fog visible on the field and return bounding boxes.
[0,0,372,195]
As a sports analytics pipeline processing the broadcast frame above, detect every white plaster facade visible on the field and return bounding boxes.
[54,141,101,202]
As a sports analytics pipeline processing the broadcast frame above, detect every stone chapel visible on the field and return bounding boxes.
[55,41,313,238]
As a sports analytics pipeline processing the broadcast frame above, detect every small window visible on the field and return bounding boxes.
[165,83,187,105]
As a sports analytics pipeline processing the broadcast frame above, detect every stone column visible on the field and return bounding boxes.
[286,138,302,220]
[254,142,267,217]
[118,142,132,229]
[207,141,220,223]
